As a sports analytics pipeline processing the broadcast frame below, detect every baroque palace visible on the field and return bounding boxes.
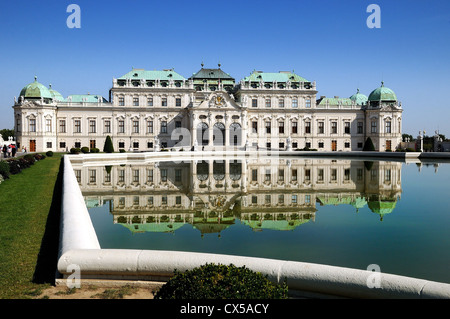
[13,64,403,153]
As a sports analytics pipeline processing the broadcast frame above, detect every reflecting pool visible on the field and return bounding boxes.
[76,157,450,283]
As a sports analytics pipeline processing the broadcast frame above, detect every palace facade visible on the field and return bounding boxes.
[13,65,403,153]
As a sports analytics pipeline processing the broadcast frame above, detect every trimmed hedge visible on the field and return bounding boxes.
[154,263,288,299]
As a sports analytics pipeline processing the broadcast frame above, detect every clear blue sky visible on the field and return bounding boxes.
[1,0,449,137]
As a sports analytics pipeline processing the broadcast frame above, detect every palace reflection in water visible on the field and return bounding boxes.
[75,158,402,236]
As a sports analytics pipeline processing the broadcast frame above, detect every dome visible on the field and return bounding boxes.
[19,76,53,100]
[48,84,65,102]
[349,88,368,105]
[368,81,397,102]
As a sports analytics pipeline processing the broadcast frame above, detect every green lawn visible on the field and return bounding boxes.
[0,154,63,299]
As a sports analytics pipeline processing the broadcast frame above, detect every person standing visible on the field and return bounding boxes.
[11,145,16,157]
[7,145,12,157]
[2,145,6,158]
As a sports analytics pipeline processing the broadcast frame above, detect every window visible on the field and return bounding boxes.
[147,97,153,106]
[104,170,111,183]
[292,98,298,108]
[46,119,52,132]
[161,121,167,133]
[59,120,66,133]
[175,169,182,182]
[292,169,298,181]
[278,195,284,204]
[252,99,258,107]
[305,142,311,148]
[265,122,271,134]
[344,169,350,181]
[385,121,391,133]
[384,169,391,182]
[292,195,298,204]
[176,196,182,205]
[331,121,337,134]
[59,142,66,148]
[16,118,20,132]
[265,98,271,108]
[305,122,311,134]
[252,195,258,204]
[176,98,181,107]
[133,97,139,106]
[318,169,324,182]
[345,142,350,148]
[147,121,153,134]
[357,142,363,148]
[147,142,153,148]
[133,120,139,133]
[304,169,310,181]
[252,169,258,182]
[29,119,36,132]
[89,169,96,184]
[133,141,139,148]
[357,122,363,134]
[331,169,337,181]
[265,195,271,204]
[104,120,111,133]
[318,121,324,134]
[46,142,52,148]
[357,168,363,181]
[371,121,377,133]
[265,169,271,181]
[147,169,154,183]
[75,142,81,148]
[161,97,167,107]
[278,99,284,108]
[118,142,125,148]
[75,170,81,183]
[162,196,167,205]
[118,97,124,106]
[74,120,81,133]
[118,120,125,133]
[175,121,181,129]
[305,99,311,108]
[318,142,324,148]
[161,169,168,182]
[132,169,139,183]
[292,122,298,134]
[345,122,350,134]
[89,120,96,133]
[278,122,284,134]
[252,121,258,133]
[278,169,284,181]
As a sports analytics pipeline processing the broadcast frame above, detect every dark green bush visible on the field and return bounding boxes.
[154,263,288,299]
[363,137,375,151]
[0,160,10,179]
[90,147,100,153]
[103,135,114,153]
[70,148,80,154]
[119,149,126,153]
[46,151,54,157]
[81,147,90,153]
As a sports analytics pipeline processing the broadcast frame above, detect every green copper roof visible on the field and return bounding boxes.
[67,94,108,103]
[20,76,53,99]
[243,71,308,83]
[318,97,354,106]
[367,199,397,219]
[241,219,310,231]
[118,68,187,81]
[349,89,368,105]
[119,222,186,233]
[368,82,397,101]
[48,84,65,102]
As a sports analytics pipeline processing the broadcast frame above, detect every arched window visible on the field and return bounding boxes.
[197,122,209,146]
[229,123,242,146]
[213,122,225,146]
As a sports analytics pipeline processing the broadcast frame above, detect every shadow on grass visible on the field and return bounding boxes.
[32,156,64,285]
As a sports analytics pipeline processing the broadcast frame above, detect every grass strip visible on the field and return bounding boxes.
[0,154,63,299]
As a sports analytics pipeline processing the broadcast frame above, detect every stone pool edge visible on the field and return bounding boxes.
[57,153,450,299]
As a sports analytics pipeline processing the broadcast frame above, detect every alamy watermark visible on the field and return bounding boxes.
[367,4,381,29]
[66,264,81,288]
[366,264,382,289]
[66,4,81,28]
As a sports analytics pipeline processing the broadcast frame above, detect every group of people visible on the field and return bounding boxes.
[2,144,26,158]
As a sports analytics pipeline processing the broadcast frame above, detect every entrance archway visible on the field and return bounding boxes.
[197,122,209,146]
[229,123,242,146]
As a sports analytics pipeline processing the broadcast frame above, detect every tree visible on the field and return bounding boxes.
[363,137,375,151]
[103,135,114,153]
[0,129,14,141]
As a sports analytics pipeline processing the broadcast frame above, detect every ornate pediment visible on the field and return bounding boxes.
[195,92,241,110]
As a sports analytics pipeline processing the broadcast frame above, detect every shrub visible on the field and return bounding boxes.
[363,137,375,151]
[70,148,81,154]
[103,135,114,153]
[90,147,100,153]
[0,160,10,179]
[46,151,54,157]
[154,263,288,299]
[119,149,126,153]
[8,160,22,175]
[81,147,90,153]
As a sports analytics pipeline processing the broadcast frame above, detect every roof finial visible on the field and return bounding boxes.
[381,81,384,87]
[357,88,360,93]
[218,61,221,68]
[34,75,37,82]
[201,61,204,68]
[49,84,52,89]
